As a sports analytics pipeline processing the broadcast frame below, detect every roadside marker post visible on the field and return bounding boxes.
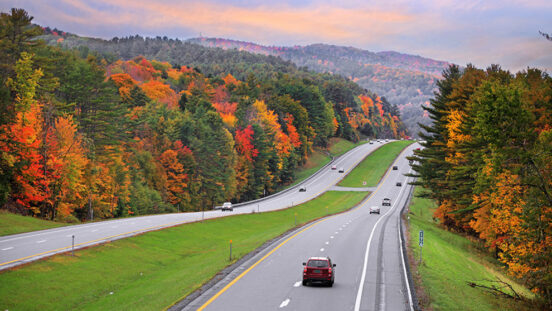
[72,235,75,256]
[229,240,232,261]
[419,230,424,263]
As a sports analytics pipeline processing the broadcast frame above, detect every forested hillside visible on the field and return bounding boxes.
[187,37,452,137]
[0,9,405,222]
[411,64,552,307]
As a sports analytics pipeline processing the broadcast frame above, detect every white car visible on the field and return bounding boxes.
[221,202,233,211]
[369,206,380,214]
[338,168,345,173]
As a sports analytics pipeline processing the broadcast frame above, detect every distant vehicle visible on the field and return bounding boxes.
[392,166,398,170]
[382,198,391,206]
[416,148,421,151]
[369,141,374,144]
[369,206,380,214]
[302,257,335,286]
[331,165,337,170]
[299,186,307,192]
[385,139,389,142]
[396,182,402,187]
[221,202,233,211]
[338,168,345,173]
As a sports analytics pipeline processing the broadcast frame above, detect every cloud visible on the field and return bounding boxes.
[1,0,550,72]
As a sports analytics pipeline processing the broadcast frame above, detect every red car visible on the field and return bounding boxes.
[302,256,336,286]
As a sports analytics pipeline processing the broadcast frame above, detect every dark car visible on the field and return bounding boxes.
[382,198,391,206]
[392,166,398,170]
[396,182,402,187]
[302,257,335,286]
[299,186,307,192]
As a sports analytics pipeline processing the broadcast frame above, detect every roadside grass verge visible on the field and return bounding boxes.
[289,138,366,186]
[407,186,534,311]
[0,191,368,311]
[0,210,70,237]
[339,140,413,187]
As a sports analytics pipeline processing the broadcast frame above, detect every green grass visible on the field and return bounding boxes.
[339,140,413,187]
[288,138,367,187]
[0,191,368,311]
[407,187,534,311]
[0,210,69,236]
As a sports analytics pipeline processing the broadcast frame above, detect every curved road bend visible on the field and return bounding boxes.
[180,143,419,311]
[0,141,394,270]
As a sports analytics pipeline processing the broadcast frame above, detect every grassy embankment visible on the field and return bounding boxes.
[0,210,69,236]
[338,140,413,187]
[407,187,534,311]
[0,191,367,311]
[291,137,366,185]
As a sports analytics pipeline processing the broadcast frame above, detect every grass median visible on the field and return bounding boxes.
[0,191,368,311]
[289,138,366,187]
[339,140,413,187]
[407,186,534,310]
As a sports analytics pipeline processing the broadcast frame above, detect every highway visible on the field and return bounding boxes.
[178,143,419,311]
[0,140,392,270]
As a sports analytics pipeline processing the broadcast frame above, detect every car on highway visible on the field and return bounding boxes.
[331,165,337,170]
[382,198,391,206]
[396,182,402,187]
[392,166,398,170]
[221,202,233,211]
[369,206,380,214]
[369,141,373,144]
[299,186,307,192]
[302,257,335,286]
[338,168,345,173]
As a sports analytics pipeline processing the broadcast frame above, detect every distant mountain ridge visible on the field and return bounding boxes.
[188,37,453,136]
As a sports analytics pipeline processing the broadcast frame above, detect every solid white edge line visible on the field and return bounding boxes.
[353,167,410,311]
[398,185,415,311]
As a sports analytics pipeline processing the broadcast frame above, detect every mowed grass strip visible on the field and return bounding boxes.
[339,140,413,187]
[289,138,366,187]
[407,187,534,311]
[0,191,367,311]
[0,210,69,236]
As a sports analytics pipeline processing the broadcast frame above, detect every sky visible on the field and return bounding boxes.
[2,0,552,72]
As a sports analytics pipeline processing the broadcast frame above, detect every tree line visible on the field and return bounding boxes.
[411,64,552,306]
[0,8,406,223]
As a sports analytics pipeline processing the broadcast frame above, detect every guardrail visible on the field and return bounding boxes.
[218,143,377,209]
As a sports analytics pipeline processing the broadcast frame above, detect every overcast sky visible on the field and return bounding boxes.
[3,0,551,72]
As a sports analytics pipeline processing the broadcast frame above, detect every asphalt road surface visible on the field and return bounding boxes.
[0,140,394,270]
[180,143,419,311]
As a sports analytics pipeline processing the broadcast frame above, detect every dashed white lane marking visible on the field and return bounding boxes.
[293,281,302,287]
[330,236,334,239]
[339,228,343,231]
[320,248,325,252]
[334,231,338,234]
[65,234,73,237]
[91,229,98,232]
[279,298,290,308]
[325,241,329,245]
[36,240,46,243]
[131,222,136,225]
[2,247,14,251]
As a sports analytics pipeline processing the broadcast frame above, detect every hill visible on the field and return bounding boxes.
[187,37,453,137]
[0,11,406,223]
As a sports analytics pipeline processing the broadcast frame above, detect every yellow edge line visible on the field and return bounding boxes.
[0,221,184,267]
[196,217,331,311]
